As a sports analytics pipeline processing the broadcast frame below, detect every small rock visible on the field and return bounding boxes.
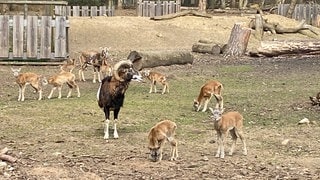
[298,118,310,125]
[202,156,209,161]
[0,161,8,174]
[281,139,290,145]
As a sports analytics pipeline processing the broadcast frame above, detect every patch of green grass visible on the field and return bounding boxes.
[1,59,319,144]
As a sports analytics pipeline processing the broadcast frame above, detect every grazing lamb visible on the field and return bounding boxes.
[142,70,169,94]
[47,71,80,99]
[97,60,142,139]
[209,107,247,159]
[78,47,110,83]
[193,80,223,112]
[148,120,178,162]
[11,67,47,101]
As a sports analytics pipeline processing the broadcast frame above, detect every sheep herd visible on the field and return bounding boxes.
[10,47,248,162]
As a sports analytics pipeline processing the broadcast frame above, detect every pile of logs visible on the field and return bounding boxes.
[192,23,251,57]
[248,14,320,57]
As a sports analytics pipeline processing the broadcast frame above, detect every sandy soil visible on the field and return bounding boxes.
[68,12,314,60]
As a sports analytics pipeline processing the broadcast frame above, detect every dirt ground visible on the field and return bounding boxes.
[1,10,320,179]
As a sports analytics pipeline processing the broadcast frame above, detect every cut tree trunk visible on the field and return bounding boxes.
[254,14,264,40]
[223,23,251,57]
[127,50,194,70]
[192,42,222,55]
[198,0,207,12]
[249,40,320,57]
[286,0,297,18]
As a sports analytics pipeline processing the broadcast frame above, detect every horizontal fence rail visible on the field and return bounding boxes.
[0,15,69,60]
[55,6,115,17]
[137,0,181,17]
[277,3,320,27]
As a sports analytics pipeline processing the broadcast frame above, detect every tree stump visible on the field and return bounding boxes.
[254,14,264,40]
[127,50,194,70]
[223,23,251,57]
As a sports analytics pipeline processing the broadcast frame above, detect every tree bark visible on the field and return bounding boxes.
[249,40,320,57]
[220,0,226,9]
[198,0,207,12]
[127,50,194,70]
[223,23,251,57]
[286,0,297,18]
[254,14,264,40]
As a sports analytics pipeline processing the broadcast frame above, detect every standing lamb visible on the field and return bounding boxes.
[209,107,247,158]
[78,47,110,83]
[47,71,80,99]
[148,120,178,162]
[142,70,169,94]
[11,67,47,101]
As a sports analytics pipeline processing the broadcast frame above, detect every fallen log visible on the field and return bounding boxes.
[0,147,17,163]
[249,40,320,57]
[192,42,222,55]
[127,50,194,70]
[150,10,212,21]
[249,18,320,38]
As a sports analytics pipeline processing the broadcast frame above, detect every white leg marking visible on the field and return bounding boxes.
[18,87,22,101]
[114,119,119,139]
[104,119,110,139]
[58,87,62,99]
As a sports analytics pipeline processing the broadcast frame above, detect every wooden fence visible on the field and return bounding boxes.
[0,15,69,61]
[278,4,320,27]
[54,6,115,17]
[137,0,181,17]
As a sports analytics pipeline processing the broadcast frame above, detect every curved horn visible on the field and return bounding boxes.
[113,60,133,82]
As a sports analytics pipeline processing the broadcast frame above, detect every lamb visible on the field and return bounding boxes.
[47,71,80,99]
[148,120,178,162]
[11,67,47,101]
[78,47,110,83]
[60,58,76,73]
[142,70,169,94]
[100,57,113,78]
[209,107,247,158]
[193,80,223,112]
[97,60,142,139]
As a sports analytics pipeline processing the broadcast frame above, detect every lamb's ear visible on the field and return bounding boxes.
[209,107,214,114]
